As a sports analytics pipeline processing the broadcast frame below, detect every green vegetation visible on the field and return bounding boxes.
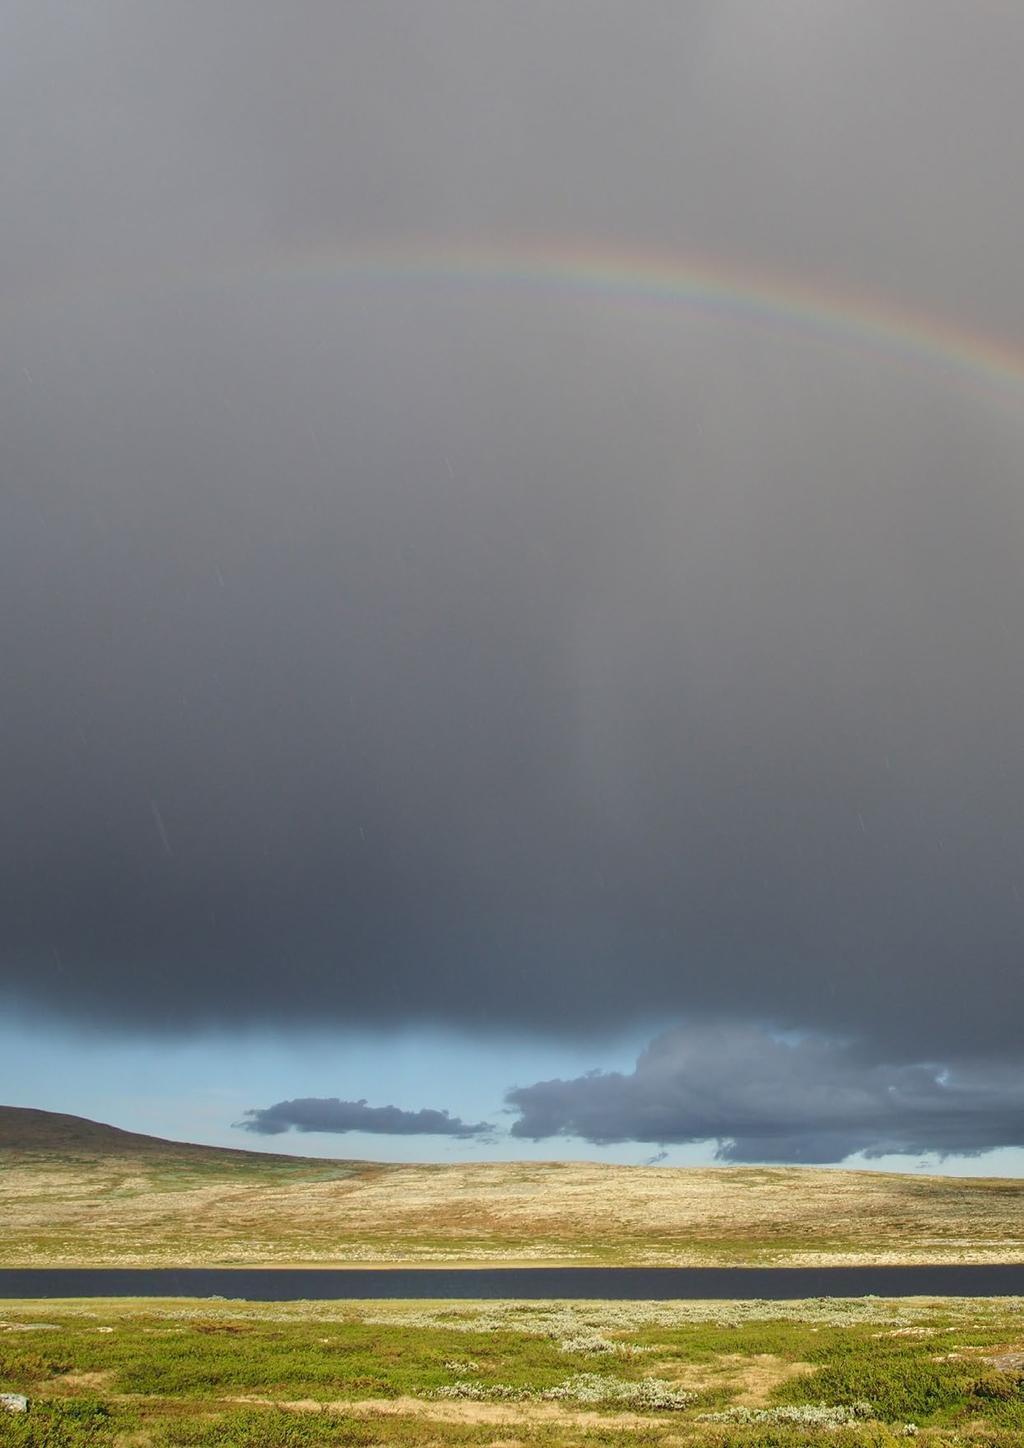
[3,1296,1024,1445]
[6,1111,1024,1441]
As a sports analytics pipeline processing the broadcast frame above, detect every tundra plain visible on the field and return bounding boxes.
[3,1108,1024,1269]
[6,1111,1024,1445]
[4,1293,1024,1446]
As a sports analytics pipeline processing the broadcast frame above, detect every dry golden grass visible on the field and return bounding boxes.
[651,1352,816,1406]
[3,1107,1024,1266]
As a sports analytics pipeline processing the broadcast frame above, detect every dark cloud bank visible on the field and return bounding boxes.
[508,1026,1024,1163]
[238,1098,492,1139]
[3,3,1024,1159]
[240,1026,1024,1161]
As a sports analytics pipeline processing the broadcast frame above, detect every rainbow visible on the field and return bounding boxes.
[23,237,1024,411]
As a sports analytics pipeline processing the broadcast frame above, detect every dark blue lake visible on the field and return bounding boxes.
[3,1265,1024,1300]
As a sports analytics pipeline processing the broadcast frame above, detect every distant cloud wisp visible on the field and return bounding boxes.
[506,1025,1024,1163]
[237,1096,494,1138]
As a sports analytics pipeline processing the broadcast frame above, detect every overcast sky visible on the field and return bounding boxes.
[3,1,1024,1169]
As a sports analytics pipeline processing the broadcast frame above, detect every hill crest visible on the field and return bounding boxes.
[0,1103,343,1165]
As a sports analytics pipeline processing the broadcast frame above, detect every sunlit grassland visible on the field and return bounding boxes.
[3,1296,1024,1445]
[5,1138,1024,1267]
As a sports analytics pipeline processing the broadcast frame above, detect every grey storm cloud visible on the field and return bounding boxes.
[2,0,1024,1095]
[237,1097,492,1138]
[507,1026,1024,1163]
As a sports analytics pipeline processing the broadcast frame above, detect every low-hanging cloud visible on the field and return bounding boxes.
[506,1026,1024,1162]
[237,1097,493,1138]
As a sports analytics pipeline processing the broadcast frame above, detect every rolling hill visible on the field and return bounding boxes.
[0,1103,346,1166]
[3,1105,1024,1269]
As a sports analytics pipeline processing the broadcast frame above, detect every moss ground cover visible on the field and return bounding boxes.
[2,1296,1024,1445]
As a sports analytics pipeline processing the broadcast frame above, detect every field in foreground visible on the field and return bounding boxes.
[4,1107,1024,1268]
[4,1295,1024,1446]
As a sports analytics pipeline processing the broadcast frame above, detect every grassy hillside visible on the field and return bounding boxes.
[3,1106,1024,1268]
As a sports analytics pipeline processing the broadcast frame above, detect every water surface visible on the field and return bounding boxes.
[3,1265,1024,1300]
